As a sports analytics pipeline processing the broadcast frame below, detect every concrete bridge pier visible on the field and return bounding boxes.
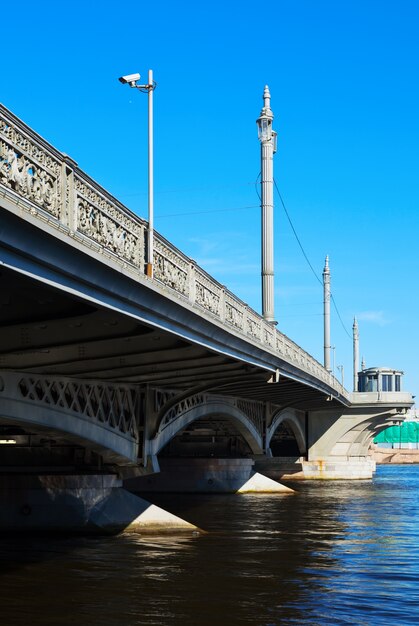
[253,398,410,481]
[124,458,294,494]
[255,454,375,481]
[301,403,404,480]
[0,472,199,534]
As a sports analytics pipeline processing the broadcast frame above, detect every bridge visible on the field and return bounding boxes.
[0,102,413,532]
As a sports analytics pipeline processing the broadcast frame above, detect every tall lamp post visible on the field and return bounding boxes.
[353,317,359,391]
[257,85,277,324]
[119,70,156,278]
[323,255,331,372]
[337,364,344,387]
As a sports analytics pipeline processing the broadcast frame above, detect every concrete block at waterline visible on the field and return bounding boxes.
[237,472,294,494]
[0,474,120,531]
[125,458,255,493]
[0,474,198,533]
[88,488,199,533]
[125,459,294,494]
[253,457,305,481]
[301,458,375,480]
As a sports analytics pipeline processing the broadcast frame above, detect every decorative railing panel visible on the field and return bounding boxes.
[195,268,221,316]
[75,174,144,267]
[0,116,61,218]
[225,294,244,330]
[246,308,262,341]
[153,237,189,296]
[0,103,349,402]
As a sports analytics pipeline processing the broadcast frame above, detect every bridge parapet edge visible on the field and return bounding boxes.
[0,104,348,401]
[350,391,413,406]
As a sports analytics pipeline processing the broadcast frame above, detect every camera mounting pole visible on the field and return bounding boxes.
[119,69,157,278]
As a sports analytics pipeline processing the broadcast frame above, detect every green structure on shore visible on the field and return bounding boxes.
[375,422,419,447]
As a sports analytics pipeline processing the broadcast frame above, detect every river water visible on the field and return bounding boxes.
[1,464,419,626]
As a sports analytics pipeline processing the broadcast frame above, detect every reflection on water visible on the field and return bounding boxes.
[2,466,419,625]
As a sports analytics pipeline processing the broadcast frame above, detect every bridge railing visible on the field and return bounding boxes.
[0,104,348,401]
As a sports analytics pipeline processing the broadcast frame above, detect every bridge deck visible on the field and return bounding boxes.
[0,102,347,409]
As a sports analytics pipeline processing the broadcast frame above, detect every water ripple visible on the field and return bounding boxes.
[1,465,419,625]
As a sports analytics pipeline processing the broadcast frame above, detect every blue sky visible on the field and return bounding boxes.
[2,0,419,396]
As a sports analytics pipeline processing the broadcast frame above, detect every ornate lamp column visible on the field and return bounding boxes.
[353,317,359,391]
[323,255,331,372]
[257,86,277,324]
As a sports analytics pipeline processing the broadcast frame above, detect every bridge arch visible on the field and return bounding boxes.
[266,409,306,457]
[150,395,264,457]
[0,372,139,464]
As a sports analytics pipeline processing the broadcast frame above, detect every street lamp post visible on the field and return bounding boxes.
[257,85,277,324]
[353,316,359,391]
[119,70,156,278]
[323,255,331,372]
[337,365,344,387]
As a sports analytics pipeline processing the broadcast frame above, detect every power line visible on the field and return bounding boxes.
[331,294,352,340]
[265,175,352,340]
[273,178,323,287]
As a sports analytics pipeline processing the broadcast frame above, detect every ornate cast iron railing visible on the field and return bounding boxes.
[0,104,348,400]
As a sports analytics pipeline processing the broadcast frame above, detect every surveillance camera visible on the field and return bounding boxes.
[119,73,141,85]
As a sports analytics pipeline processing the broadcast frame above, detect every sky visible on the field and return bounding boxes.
[2,0,419,397]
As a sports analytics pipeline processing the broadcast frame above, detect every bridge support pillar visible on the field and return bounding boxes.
[301,405,404,480]
[124,458,294,494]
[0,474,198,534]
[254,403,408,481]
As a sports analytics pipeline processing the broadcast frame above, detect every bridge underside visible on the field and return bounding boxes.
[0,259,343,477]
[0,247,408,490]
[2,206,400,488]
[0,263,342,406]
